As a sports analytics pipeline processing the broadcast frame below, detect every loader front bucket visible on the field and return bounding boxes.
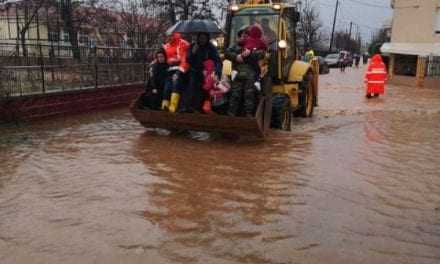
[130,95,270,138]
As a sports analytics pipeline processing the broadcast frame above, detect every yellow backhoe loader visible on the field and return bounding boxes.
[131,0,319,138]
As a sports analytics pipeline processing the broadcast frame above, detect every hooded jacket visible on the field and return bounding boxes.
[163,33,190,73]
[188,37,222,78]
[241,26,268,51]
[203,60,216,92]
[364,54,387,95]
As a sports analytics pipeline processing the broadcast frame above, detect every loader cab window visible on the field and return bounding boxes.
[229,8,279,49]
[284,15,296,60]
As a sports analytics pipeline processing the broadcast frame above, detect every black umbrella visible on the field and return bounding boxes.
[167,19,223,35]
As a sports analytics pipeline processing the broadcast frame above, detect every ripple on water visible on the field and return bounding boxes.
[1,77,440,263]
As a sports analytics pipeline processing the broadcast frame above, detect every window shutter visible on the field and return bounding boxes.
[436,9,440,34]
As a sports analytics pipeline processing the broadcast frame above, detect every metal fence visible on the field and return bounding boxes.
[427,56,440,78]
[0,43,157,97]
[0,43,156,66]
[1,63,147,97]
[0,0,167,98]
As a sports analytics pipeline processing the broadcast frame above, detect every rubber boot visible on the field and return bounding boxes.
[168,92,180,113]
[161,100,170,111]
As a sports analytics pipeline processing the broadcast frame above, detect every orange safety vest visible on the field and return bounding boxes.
[163,33,190,73]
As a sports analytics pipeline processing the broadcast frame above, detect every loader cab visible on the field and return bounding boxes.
[225,4,300,82]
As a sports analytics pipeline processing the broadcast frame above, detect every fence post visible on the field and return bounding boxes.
[40,44,45,93]
[143,49,147,84]
[41,64,45,93]
[95,59,98,89]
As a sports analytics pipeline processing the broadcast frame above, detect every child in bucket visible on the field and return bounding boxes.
[210,75,230,114]
[240,25,268,91]
[202,59,230,114]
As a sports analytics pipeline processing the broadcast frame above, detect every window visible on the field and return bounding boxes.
[394,54,417,76]
[436,9,440,34]
[284,14,297,60]
[427,56,440,77]
[229,11,279,48]
[48,31,59,42]
[78,32,89,44]
[63,33,70,42]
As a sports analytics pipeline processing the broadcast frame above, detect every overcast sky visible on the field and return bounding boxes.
[313,0,393,42]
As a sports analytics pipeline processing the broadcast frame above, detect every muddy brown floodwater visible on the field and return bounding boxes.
[1,66,440,264]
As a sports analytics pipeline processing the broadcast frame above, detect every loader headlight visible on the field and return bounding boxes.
[273,4,281,10]
[278,40,287,49]
[230,4,239,11]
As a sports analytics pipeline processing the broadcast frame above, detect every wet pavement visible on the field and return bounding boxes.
[1,65,440,264]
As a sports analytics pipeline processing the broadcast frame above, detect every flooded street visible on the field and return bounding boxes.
[1,66,440,264]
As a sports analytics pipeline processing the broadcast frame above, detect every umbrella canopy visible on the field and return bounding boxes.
[167,19,223,35]
[165,22,183,36]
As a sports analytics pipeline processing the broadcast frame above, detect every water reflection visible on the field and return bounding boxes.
[133,132,314,263]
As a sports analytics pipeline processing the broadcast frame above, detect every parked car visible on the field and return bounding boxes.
[325,53,340,67]
[317,56,330,74]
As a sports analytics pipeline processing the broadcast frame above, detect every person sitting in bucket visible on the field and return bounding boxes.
[161,33,190,112]
[142,49,169,110]
[186,32,222,113]
[225,27,266,117]
[201,59,231,115]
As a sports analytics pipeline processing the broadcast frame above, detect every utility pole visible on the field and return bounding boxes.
[329,0,339,53]
[349,22,353,39]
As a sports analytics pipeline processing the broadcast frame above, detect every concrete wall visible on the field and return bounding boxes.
[390,75,440,89]
[0,84,143,123]
[392,0,440,43]
[424,77,440,88]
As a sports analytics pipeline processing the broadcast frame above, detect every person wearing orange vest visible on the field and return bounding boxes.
[364,54,387,98]
[161,33,190,112]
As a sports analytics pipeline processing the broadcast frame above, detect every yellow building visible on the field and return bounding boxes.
[0,5,144,59]
[381,0,440,88]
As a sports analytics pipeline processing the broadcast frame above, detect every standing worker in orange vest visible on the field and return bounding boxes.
[364,54,387,98]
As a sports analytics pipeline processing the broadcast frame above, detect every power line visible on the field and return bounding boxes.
[344,0,390,9]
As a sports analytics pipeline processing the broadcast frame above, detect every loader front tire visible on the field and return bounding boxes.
[271,94,291,131]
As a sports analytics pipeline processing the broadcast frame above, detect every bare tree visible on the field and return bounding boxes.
[150,0,228,25]
[114,0,169,50]
[60,0,117,59]
[369,28,389,55]
[4,0,52,57]
[334,31,360,53]
[297,0,324,51]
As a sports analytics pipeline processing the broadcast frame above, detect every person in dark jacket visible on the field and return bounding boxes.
[184,32,222,112]
[225,28,265,117]
[142,49,169,109]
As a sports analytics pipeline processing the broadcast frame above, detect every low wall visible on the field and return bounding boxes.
[0,83,143,123]
[389,75,440,89]
[389,75,416,87]
[424,78,440,89]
